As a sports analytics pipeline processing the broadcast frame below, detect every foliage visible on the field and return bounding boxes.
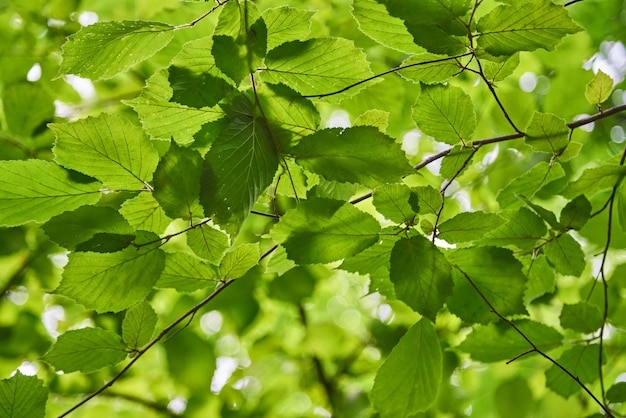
[1,0,626,417]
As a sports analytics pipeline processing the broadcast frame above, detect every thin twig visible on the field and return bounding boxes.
[456,267,614,417]
[250,210,280,219]
[132,219,211,248]
[174,0,230,30]
[100,391,178,417]
[475,57,522,133]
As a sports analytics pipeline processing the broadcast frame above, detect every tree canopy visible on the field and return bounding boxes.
[1,0,626,417]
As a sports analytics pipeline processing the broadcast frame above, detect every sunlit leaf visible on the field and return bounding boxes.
[399,53,460,84]
[263,6,314,51]
[187,224,230,265]
[219,243,260,279]
[373,184,419,224]
[483,207,547,250]
[156,251,217,292]
[497,161,565,208]
[438,212,503,243]
[119,192,172,234]
[585,70,613,105]
[524,112,569,154]
[561,164,626,199]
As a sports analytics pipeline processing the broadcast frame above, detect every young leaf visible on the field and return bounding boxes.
[480,53,520,83]
[497,161,565,208]
[274,198,380,264]
[545,345,600,398]
[119,192,172,234]
[51,114,158,190]
[353,109,389,132]
[44,328,128,373]
[456,320,562,362]
[413,84,476,145]
[560,195,591,230]
[373,184,418,224]
[125,69,224,143]
[212,35,250,85]
[292,126,413,187]
[123,301,157,349]
[187,224,230,265]
[153,142,204,220]
[262,6,315,51]
[0,372,48,418]
[43,206,135,252]
[437,212,503,244]
[156,251,217,292]
[561,165,626,199]
[560,302,602,333]
[543,233,585,277]
[262,37,375,99]
[56,233,165,313]
[0,160,101,227]
[219,243,260,279]
[200,115,279,232]
[476,0,581,56]
[585,70,613,105]
[524,112,569,154]
[447,247,527,324]
[390,235,453,321]
[483,207,547,250]
[351,0,423,54]
[371,319,442,417]
[399,53,460,85]
[60,21,174,80]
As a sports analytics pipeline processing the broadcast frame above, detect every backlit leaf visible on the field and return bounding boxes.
[44,328,127,373]
[399,53,460,84]
[0,160,101,227]
[373,184,419,224]
[0,372,48,418]
[497,161,565,208]
[119,192,172,234]
[219,243,260,279]
[524,112,569,154]
[60,20,174,80]
[543,233,585,277]
[483,207,547,250]
[371,319,442,417]
[562,165,626,199]
[438,212,504,243]
[585,70,613,105]
[187,224,230,265]
[156,251,217,292]
[123,301,157,349]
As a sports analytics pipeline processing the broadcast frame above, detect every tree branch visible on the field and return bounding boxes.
[174,0,231,30]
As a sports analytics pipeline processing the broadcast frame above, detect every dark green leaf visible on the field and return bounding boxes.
[0,372,48,418]
[153,142,204,220]
[371,319,442,417]
[560,302,602,333]
[44,328,127,373]
[263,6,314,51]
[560,195,592,230]
[268,266,316,303]
[415,185,442,214]
[292,127,413,187]
[495,377,533,418]
[390,235,453,320]
[122,301,157,349]
[518,195,561,230]
[168,65,234,108]
[60,20,174,80]
[0,160,101,227]
[2,83,54,137]
[607,382,626,403]
[545,345,601,398]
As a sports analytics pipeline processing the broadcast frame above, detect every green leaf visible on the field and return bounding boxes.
[607,382,626,403]
[543,233,585,277]
[56,233,165,313]
[187,224,230,265]
[413,84,476,145]
[119,192,172,234]
[2,83,54,137]
[0,372,48,418]
[156,251,217,292]
[476,0,581,56]
[483,207,547,249]
[59,20,174,80]
[274,198,380,264]
[122,301,157,349]
[524,112,570,154]
[200,114,279,232]
[619,182,626,233]
[44,328,128,373]
[438,212,503,243]
[42,206,134,252]
[219,243,260,279]
[562,165,626,199]
[447,247,527,324]
[390,235,453,320]
[585,70,613,105]
[0,160,101,227]
[153,142,204,220]
[268,266,316,303]
[525,255,556,302]
[351,0,423,54]
[497,161,565,208]
[373,184,418,224]
[480,53,520,82]
[415,185,442,214]
[399,53,460,84]
[495,377,533,418]
[262,37,375,99]
[560,302,602,333]
[440,146,474,179]
[353,109,389,132]
[560,195,591,230]
[457,320,562,362]
[545,345,601,398]
[518,195,561,230]
[262,6,314,51]
[292,127,413,187]
[371,319,442,417]
[51,114,159,190]
[125,69,224,143]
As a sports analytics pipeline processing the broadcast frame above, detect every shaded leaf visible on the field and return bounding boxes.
[122,301,157,349]
[371,319,442,417]
[0,160,101,227]
[373,184,418,224]
[524,112,569,154]
[607,382,626,403]
[60,20,174,80]
[44,328,127,373]
[562,165,626,199]
[560,302,602,333]
[263,6,314,51]
[0,372,48,418]
[438,212,503,243]
[497,161,565,208]
[390,235,453,320]
[2,83,54,137]
[440,146,474,179]
[543,233,585,277]
[483,207,547,250]
[545,345,601,398]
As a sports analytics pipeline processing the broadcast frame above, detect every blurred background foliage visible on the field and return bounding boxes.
[1,0,626,417]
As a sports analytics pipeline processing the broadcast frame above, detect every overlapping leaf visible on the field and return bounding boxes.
[0,160,101,227]
[263,6,315,51]
[119,192,172,234]
[51,113,159,190]
[497,161,565,208]
[156,251,217,292]
[399,53,461,84]
[123,301,157,349]
[438,212,503,243]
[60,20,174,80]
[524,112,569,154]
